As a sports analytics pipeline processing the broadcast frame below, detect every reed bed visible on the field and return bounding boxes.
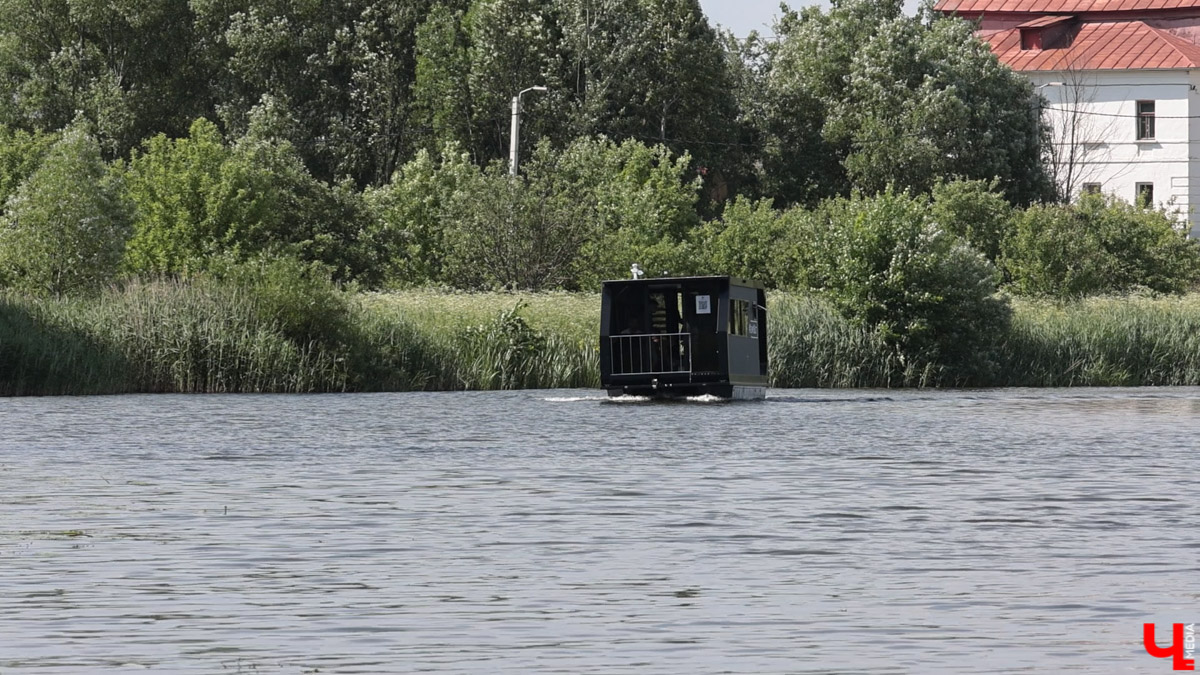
[0,282,601,395]
[6,283,1200,395]
[353,294,599,391]
[996,295,1200,386]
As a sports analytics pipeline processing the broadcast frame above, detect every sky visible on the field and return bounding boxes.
[698,0,788,37]
[699,0,923,38]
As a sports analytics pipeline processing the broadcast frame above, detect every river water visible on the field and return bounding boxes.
[1,388,1197,674]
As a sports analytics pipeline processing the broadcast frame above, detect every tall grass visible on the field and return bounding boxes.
[996,296,1200,386]
[352,295,599,391]
[767,293,897,388]
[0,280,601,395]
[7,282,1200,394]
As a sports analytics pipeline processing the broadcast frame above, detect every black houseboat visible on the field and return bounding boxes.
[599,275,768,400]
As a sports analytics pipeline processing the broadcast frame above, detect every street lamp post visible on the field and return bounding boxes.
[509,85,547,176]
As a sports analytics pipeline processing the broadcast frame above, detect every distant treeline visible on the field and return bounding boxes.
[0,0,1048,203]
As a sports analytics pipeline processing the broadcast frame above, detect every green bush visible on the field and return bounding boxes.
[204,254,355,348]
[0,124,131,295]
[120,119,233,275]
[807,188,1010,382]
[700,196,786,284]
[0,124,57,212]
[1002,194,1200,298]
[698,197,822,289]
[439,159,601,290]
[364,145,478,286]
[930,178,1014,264]
[121,119,378,284]
[563,138,701,288]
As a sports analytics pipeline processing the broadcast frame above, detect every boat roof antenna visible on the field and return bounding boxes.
[630,263,644,280]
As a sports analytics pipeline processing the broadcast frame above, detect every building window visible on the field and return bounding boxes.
[1137,100,1155,140]
[1081,183,1101,195]
[1136,182,1154,207]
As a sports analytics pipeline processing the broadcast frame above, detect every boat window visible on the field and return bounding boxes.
[729,299,750,336]
[611,288,646,335]
[648,290,684,334]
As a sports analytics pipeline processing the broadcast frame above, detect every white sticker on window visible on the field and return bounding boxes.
[696,295,711,314]
[749,318,759,338]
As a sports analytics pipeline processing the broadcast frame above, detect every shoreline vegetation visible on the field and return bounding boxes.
[7,276,1200,396]
[8,2,1200,397]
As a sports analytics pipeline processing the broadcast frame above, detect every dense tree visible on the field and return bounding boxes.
[0,0,211,159]
[561,0,740,167]
[368,136,698,290]
[0,125,57,212]
[755,0,1052,206]
[120,119,378,283]
[364,143,479,285]
[930,179,1015,264]
[411,4,477,157]
[697,197,823,289]
[562,136,702,286]
[0,124,131,295]
[194,0,435,186]
[463,0,571,162]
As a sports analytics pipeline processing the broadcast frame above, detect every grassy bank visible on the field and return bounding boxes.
[768,293,1200,387]
[0,279,601,396]
[5,278,1200,395]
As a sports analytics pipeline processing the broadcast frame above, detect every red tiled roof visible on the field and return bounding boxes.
[1017,14,1078,25]
[986,20,1200,69]
[937,0,1200,12]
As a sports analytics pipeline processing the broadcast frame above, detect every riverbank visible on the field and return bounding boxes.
[5,279,1200,395]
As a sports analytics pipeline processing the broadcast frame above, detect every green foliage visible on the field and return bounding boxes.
[371,136,700,291]
[0,0,211,159]
[121,119,379,284]
[197,0,434,186]
[755,0,1051,206]
[806,188,1010,381]
[408,0,742,180]
[463,0,569,161]
[930,178,1014,264]
[365,145,482,286]
[699,197,795,288]
[440,157,601,290]
[457,302,548,388]
[411,3,475,157]
[120,119,234,275]
[0,124,56,210]
[204,255,355,348]
[564,137,702,287]
[562,0,741,169]
[1002,194,1200,298]
[0,124,131,295]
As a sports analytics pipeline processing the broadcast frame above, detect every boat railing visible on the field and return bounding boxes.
[609,332,691,375]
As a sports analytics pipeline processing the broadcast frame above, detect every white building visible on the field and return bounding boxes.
[935,0,1200,233]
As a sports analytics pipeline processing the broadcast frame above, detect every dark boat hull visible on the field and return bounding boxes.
[606,383,766,400]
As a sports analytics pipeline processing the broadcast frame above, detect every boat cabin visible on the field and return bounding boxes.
[599,276,768,399]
